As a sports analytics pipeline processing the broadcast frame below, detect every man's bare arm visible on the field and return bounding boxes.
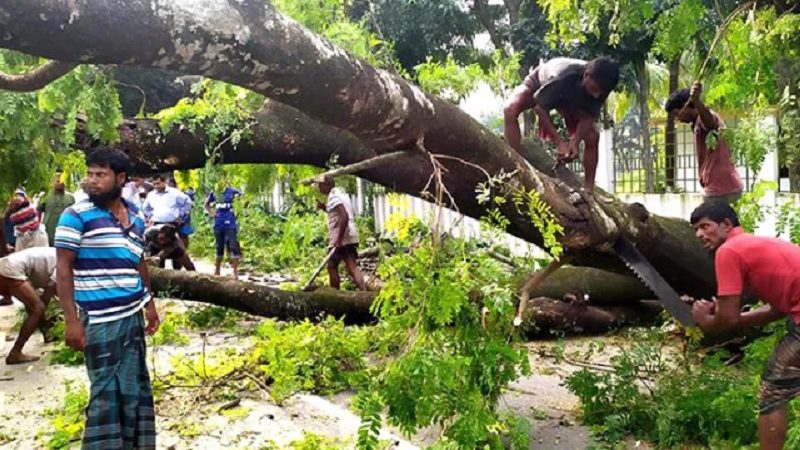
[55,248,78,324]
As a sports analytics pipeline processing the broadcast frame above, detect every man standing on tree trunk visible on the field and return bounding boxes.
[690,201,800,450]
[503,57,620,192]
[316,176,365,291]
[55,148,159,450]
[665,83,743,204]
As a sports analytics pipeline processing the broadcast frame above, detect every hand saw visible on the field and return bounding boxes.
[552,162,695,326]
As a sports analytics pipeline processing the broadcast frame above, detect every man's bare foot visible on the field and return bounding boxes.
[5,353,40,365]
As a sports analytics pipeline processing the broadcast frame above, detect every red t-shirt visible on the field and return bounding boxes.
[694,112,743,196]
[715,227,800,323]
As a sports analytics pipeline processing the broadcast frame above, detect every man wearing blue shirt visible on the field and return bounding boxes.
[205,184,242,280]
[55,148,159,450]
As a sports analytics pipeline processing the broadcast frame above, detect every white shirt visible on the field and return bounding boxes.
[0,247,57,289]
[143,187,192,223]
[326,187,358,247]
[73,188,89,204]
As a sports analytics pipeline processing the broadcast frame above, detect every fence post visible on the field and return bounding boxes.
[596,129,615,193]
[356,178,364,216]
[755,114,780,236]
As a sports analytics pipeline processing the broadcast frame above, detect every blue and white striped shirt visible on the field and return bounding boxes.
[54,199,151,324]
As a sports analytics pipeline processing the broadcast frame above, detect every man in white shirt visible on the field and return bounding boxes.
[316,176,365,291]
[0,247,57,364]
[143,174,192,226]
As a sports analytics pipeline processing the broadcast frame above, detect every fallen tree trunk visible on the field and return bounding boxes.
[0,1,716,298]
[529,266,654,306]
[150,267,377,325]
[149,268,663,337]
[519,299,664,338]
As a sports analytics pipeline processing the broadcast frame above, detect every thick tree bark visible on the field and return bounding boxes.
[149,268,662,337]
[0,1,715,298]
[150,267,377,324]
[519,298,663,338]
[529,266,653,306]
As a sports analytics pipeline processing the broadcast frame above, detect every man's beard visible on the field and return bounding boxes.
[89,185,122,206]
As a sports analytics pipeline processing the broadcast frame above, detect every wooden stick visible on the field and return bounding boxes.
[301,151,408,185]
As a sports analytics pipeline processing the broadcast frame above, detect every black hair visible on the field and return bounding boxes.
[690,201,740,227]
[665,88,691,113]
[585,57,620,93]
[85,147,130,175]
[154,174,166,182]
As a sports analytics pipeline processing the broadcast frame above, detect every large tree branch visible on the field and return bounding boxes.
[471,0,506,55]
[0,60,76,91]
[0,1,716,297]
[106,99,715,297]
[149,268,662,337]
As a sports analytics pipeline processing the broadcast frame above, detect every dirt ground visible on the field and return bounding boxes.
[0,260,646,449]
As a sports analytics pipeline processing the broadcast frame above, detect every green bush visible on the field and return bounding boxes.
[41,382,88,449]
[565,323,800,448]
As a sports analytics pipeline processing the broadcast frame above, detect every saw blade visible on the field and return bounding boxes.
[613,236,696,326]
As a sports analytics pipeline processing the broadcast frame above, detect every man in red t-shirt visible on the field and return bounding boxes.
[665,83,743,203]
[690,201,800,450]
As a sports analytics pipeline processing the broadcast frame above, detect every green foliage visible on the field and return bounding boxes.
[652,0,704,60]
[0,51,121,198]
[42,382,89,449]
[185,305,244,330]
[154,79,263,154]
[734,180,777,234]
[150,312,190,346]
[251,318,370,403]
[273,0,400,70]
[483,51,522,99]
[414,56,484,104]
[720,112,777,175]
[49,345,85,367]
[477,171,564,258]
[364,0,480,72]
[261,432,348,450]
[705,8,800,109]
[565,324,800,448]
[354,391,383,450]
[47,320,84,367]
[776,199,800,245]
[364,228,531,448]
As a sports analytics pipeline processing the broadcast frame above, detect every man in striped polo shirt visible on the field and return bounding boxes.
[55,147,160,450]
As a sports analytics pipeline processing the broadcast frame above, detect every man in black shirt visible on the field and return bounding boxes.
[504,57,620,191]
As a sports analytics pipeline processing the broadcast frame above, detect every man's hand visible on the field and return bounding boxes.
[556,141,572,163]
[64,320,85,351]
[692,299,715,326]
[689,82,703,104]
[145,302,160,336]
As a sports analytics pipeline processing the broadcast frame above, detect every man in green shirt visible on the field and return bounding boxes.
[36,172,75,245]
